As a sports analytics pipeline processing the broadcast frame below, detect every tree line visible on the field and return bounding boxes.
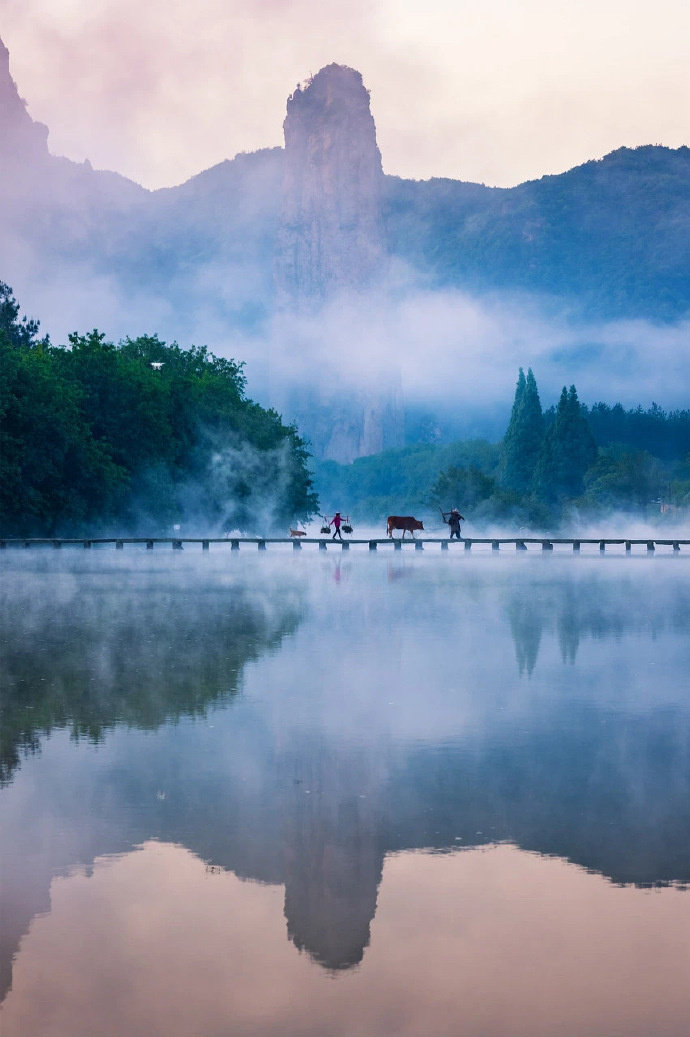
[0,283,318,536]
[429,369,690,526]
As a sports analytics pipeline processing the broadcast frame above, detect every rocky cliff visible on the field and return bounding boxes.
[271,64,402,459]
[0,32,146,314]
[0,38,50,172]
[275,64,386,304]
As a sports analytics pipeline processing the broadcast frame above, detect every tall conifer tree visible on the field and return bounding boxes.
[500,367,544,492]
[534,384,597,501]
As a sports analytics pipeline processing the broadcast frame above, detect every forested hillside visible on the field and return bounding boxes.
[385,146,690,319]
[4,23,690,336]
[0,284,317,536]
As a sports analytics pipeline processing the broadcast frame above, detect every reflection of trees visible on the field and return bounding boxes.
[506,599,543,676]
[3,679,690,991]
[0,563,301,784]
[556,591,580,664]
[507,575,690,673]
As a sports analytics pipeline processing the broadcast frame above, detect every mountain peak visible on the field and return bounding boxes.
[276,64,385,302]
[287,63,375,113]
[284,64,381,168]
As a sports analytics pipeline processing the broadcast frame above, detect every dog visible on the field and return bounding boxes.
[289,529,307,537]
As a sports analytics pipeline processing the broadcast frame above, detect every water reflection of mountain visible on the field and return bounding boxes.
[2,559,690,996]
[3,701,689,990]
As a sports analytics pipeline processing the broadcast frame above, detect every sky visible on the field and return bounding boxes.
[2,0,690,190]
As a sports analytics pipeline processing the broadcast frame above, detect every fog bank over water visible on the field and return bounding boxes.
[294,515,690,541]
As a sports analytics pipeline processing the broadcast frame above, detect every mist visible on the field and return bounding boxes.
[11,237,690,429]
[4,33,690,543]
[12,261,690,447]
[240,278,690,419]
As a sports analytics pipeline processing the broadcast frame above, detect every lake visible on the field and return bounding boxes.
[1,545,689,1036]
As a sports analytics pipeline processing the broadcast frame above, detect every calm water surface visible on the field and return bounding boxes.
[1,547,689,1036]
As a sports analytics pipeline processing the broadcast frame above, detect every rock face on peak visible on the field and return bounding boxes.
[275,64,386,303]
[0,37,49,170]
[271,65,401,459]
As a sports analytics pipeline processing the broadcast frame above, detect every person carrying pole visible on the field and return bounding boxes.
[330,512,343,540]
[441,507,465,539]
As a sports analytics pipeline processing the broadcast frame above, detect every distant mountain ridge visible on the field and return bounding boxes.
[2,36,690,323]
[385,144,690,319]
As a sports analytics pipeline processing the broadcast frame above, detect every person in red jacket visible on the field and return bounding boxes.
[330,512,343,540]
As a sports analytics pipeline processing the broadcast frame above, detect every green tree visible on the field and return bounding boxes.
[583,447,664,509]
[0,287,318,535]
[0,281,43,349]
[500,367,544,492]
[533,385,597,502]
[430,465,496,511]
[57,331,175,474]
[586,400,690,461]
[0,315,124,535]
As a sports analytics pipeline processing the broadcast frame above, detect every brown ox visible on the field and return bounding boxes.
[386,515,424,539]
